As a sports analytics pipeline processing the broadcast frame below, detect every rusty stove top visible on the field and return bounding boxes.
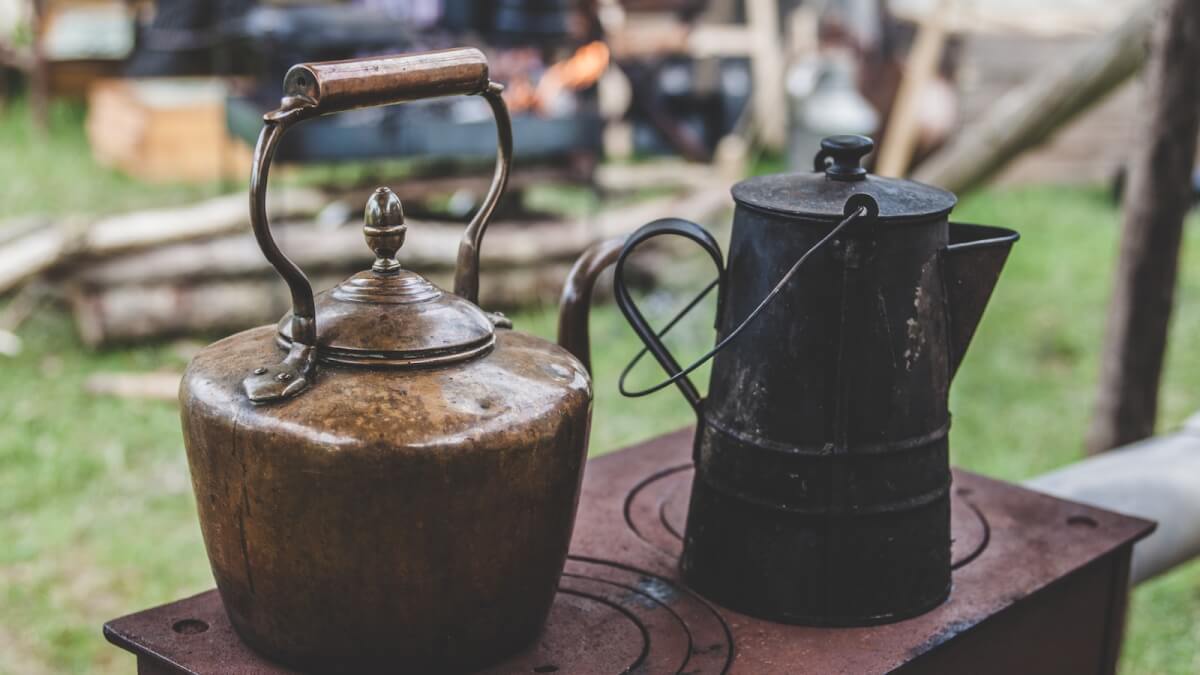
[104,428,1153,674]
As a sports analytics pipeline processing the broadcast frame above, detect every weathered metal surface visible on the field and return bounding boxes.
[106,429,1154,674]
[943,223,1020,377]
[732,135,957,222]
[181,326,591,674]
[177,50,596,674]
[273,188,498,368]
[272,186,496,367]
[612,135,1020,625]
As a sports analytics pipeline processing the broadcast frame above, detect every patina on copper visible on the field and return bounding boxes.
[608,135,1021,626]
[180,50,598,675]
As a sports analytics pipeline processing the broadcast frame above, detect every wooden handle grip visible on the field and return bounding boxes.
[282,48,490,116]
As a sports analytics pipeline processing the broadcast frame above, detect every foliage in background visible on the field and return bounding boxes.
[1,101,1199,673]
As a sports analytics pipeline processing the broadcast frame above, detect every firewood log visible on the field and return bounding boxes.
[68,266,578,347]
[0,188,326,295]
[70,186,730,287]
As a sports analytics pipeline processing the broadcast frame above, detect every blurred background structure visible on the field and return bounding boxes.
[1,0,1198,673]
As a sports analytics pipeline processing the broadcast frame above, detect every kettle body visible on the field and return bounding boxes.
[609,135,1018,625]
[181,326,590,673]
[179,50,598,674]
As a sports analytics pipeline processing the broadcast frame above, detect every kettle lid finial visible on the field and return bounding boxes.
[274,186,496,368]
[819,135,873,181]
[364,187,407,273]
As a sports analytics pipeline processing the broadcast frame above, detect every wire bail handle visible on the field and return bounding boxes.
[613,193,879,412]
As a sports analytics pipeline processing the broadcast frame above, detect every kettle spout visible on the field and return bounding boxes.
[944,223,1020,379]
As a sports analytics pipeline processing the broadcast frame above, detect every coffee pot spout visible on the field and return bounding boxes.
[944,223,1020,379]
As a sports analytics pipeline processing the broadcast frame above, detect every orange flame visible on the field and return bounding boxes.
[504,41,610,115]
[541,41,611,92]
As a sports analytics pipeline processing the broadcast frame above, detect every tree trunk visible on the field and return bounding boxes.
[1086,0,1200,455]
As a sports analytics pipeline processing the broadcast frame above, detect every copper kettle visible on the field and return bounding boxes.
[179,50,600,674]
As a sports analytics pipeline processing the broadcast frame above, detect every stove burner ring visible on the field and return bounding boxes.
[623,463,990,569]
[476,556,734,674]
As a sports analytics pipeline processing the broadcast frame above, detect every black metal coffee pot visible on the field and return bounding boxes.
[612,135,1019,626]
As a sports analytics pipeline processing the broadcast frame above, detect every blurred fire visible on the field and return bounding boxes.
[504,41,610,115]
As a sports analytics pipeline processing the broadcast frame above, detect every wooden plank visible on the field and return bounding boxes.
[911,5,1153,194]
[0,227,71,294]
[745,0,786,150]
[1085,0,1200,455]
[85,78,253,182]
[875,0,951,177]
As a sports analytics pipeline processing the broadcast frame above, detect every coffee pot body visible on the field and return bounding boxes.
[610,135,1019,625]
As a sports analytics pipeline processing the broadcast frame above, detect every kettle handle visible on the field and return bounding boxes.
[243,49,512,403]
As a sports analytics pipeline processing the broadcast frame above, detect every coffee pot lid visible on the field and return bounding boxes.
[731,135,956,222]
[276,187,496,367]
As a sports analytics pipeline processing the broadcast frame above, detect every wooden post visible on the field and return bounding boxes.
[874,0,951,177]
[29,0,49,132]
[745,0,786,151]
[1085,0,1200,455]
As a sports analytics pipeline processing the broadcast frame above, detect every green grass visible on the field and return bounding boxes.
[2,99,1200,673]
[0,101,219,219]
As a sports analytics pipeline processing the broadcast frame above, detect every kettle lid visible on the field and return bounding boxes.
[731,135,956,222]
[276,187,496,367]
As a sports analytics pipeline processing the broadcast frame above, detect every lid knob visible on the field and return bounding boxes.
[364,187,407,273]
[818,135,873,181]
